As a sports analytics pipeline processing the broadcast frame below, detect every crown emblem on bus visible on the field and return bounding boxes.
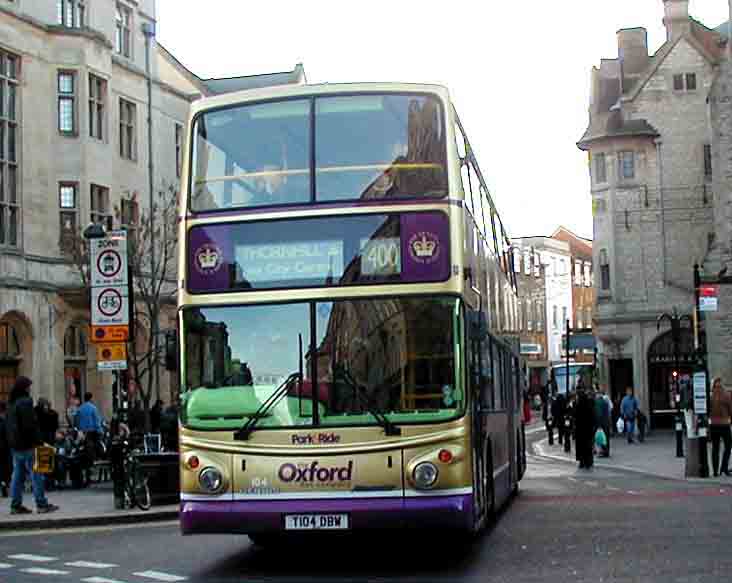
[408,232,440,264]
[194,243,223,274]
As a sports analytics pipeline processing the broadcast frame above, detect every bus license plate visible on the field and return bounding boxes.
[285,514,349,530]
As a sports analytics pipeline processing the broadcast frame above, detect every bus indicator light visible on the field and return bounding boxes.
[187,456,200,470]
[438,449,453,463]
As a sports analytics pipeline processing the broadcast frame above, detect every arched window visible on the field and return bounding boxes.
[0,322,20,357]
[64,324,87,358]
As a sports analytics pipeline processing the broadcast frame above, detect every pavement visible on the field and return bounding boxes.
[0,481,178,532]
[532,427,732,485]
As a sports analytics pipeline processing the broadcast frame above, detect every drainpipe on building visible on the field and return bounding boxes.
[655,138,667,285]
[142,22,159,403]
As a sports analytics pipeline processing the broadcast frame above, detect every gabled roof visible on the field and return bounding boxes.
[624,26,722,103]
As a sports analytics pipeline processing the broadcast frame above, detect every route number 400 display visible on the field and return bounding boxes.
[360,238,401,276]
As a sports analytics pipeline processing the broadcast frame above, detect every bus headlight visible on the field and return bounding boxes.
[413,462,439,489]
[198,467,224,493]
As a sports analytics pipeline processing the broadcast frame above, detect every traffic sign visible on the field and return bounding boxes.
[90,231,128,287]
[91,325,130,343]
[91,287,129,326]
[97,343,128,371]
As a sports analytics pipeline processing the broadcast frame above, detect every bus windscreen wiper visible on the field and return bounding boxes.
[234,372,301,441]
[336,367,401,436]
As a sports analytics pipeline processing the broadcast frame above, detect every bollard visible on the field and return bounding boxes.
[547,419,554,446]
[675,414,684,458]
[564,418,571,454]
[110,438,125,509]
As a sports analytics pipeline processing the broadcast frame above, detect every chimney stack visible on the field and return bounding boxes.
[663,0,691,41]
[617,28,649,76]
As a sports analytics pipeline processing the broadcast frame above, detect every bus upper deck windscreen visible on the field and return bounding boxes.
[190,93,447,212]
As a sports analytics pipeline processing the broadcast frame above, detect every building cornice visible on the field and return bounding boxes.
[0,6,113,50]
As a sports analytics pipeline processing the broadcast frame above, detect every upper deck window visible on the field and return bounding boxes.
[190,93,447,212]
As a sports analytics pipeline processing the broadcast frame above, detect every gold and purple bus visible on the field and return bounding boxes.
[176,83,525,543]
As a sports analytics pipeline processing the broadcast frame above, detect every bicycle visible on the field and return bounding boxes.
[122,443,151,511]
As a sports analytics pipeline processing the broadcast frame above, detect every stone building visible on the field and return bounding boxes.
[0,0,304,418]
[577,0,725,426]
[707,22,732,388]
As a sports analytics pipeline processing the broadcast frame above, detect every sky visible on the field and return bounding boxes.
[156,0,731,241]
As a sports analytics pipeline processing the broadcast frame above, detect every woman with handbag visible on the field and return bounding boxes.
[6,377,58,515]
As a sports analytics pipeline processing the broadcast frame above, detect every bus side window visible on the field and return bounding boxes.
[481,335,494,410]
[492,340,503,410]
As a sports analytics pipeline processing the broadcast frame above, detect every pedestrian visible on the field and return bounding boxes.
[0,401,11,497]
[6,377,59,514]
[542,384,554,445]
[573,389,596,469]
[709,377,732,477]
[637,409,647,443]
[620,387,639,444]
[75,392,102,484]
[594,388,611,457]
[66,395,80,428]
[160,397,179,452]
[35,398,59,446]
[522,390,532,424]
[151,399,163,434]
[551,392,567,446]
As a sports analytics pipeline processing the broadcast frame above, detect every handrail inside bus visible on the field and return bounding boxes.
[194,163,443,185]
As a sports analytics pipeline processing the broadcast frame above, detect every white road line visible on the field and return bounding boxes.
[82,577,131,583]
[20,567,70,575]
[567,477,578,482]
[584,481,600,487]
[134,571,188,582]
[606,486,621,491]
[8,554,57,562]
[66,561,118,569]
[627,490,641,495]
[0,563,13,569]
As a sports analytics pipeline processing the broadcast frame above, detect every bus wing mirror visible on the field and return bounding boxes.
[164,329,179,371]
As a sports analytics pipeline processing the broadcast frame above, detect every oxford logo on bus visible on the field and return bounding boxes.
[278,461,353,484]
[194,243,223,275]
[408,231,440,264]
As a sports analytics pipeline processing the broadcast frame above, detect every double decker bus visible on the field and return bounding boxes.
[176,83,525,542]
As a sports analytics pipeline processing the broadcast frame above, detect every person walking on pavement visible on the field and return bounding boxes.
[0,401,11,497]
[574,389,596,469]
[552,392,567,446]
[542,383,554,445]
[594,388,611,457]
[6,377,58,514]
[35,398,59,447]
[75,391,102,484]
[709,377,732,477]
[620,387,639,444]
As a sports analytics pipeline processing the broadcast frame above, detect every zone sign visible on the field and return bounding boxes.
[90,231,128,287]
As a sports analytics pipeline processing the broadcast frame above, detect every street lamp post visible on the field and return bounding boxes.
[657,308,691,459]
